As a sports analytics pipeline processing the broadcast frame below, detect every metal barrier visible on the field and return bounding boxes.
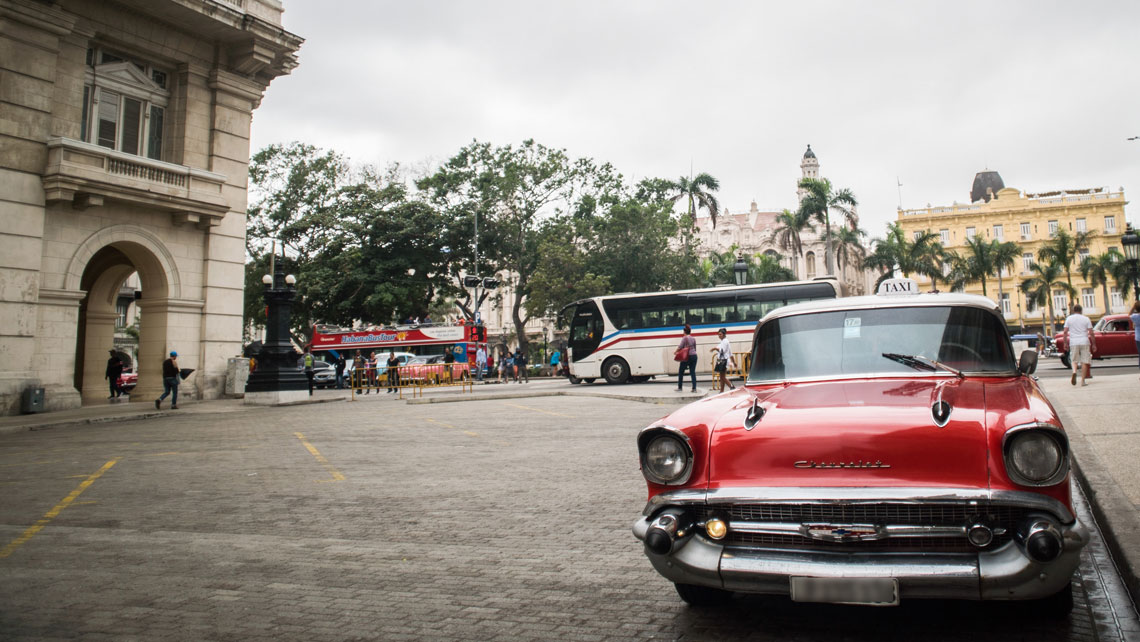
[348,363,473,400]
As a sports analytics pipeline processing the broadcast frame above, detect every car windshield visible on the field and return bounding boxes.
[749,305,1017,381]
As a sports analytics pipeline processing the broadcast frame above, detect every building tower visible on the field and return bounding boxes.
[797,144,819,205]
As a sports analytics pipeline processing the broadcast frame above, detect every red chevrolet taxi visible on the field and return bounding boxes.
[634,279,1087,612]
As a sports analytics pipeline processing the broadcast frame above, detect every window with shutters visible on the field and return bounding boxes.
[79,46,169,161]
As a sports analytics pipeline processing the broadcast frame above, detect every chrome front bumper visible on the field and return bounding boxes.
[633,508,1088,601]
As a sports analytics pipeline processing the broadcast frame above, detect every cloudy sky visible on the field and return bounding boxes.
[250,0,1140,239]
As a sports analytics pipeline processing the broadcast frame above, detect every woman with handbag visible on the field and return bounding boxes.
[675,324,698,392]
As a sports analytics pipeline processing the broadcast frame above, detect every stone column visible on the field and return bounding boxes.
[32,288,84,411]
[80,309,118,403]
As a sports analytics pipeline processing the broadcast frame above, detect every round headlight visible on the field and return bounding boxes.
[644,435,690,484]
[1007,431,1064,485]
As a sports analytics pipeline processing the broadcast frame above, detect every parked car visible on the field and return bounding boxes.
[1052,313,1138,368]
[116,371,137,393]
[400,355,470,384]
[296,358,336,388]
[633,278,1086,613]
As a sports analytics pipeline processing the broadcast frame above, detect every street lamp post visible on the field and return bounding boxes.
[733,255,748,286]
[245,261,309,405]
[1122,223,1139,301]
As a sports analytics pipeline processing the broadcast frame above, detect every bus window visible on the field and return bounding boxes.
[705,303,733,325]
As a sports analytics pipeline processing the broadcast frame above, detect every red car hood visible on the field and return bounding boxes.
[705,379,992,490]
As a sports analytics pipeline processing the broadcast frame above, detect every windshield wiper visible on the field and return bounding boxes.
[881,353,964,378]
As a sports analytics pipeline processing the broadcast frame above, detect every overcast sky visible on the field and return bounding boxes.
[250,0,1140,239]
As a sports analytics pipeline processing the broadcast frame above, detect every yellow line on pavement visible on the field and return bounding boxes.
[293,432,345,482]
[0,458,119,559]
[504,402,573,418]
[463,431,479,438]
[426,418,455,429]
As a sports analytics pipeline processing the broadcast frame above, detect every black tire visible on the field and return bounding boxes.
[583,378,596,384]
[1059,352,1071,369]
[568,375,581,385]
[674,583,732,606]
[602,357,630,385]
[631,375,650,383]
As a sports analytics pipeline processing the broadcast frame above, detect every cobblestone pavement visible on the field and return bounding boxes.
[0,395,1130,641]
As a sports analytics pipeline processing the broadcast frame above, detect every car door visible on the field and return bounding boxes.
[1102,319,1135,357]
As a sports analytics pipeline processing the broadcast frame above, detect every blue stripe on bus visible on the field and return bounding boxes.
[598,321,756,345]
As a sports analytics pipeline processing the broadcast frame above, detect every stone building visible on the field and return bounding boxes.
[895,172,1129,332]
[0,0,302,414]
[693,145,872,296]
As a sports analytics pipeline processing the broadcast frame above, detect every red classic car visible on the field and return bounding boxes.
[116,371,137,393]
[1053,313,1138,368]
[634,280,1086,613]
[399,355,470,384]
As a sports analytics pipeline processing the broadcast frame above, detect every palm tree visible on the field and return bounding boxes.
[668,173,721,228]
[1037,229,1081,288]
[863,222,937,288]
[828,223,868,276]
[1021,260,1075,336]
[774,208,814,278]
[1111,253,1140,302]
[991,240,1021,317]
[749,252,795,283]
[961,235,998,298]
[1079,250,1121,315]
[917,241,952,292]
[797,177,857,275]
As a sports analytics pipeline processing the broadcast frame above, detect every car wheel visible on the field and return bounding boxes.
[1059,352,1071,369]
[674,583,731,606]
[602,357,630,385]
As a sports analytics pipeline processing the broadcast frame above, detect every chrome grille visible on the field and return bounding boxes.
[688,503,1036,553]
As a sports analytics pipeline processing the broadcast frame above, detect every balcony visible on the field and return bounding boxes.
[42,138,229,228]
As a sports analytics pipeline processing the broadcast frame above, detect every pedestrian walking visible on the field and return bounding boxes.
[514,348,528,383]
[498,350,510,383]
[365,351,377,394]
[105,350,123,399]
[475,344,487,382]
[335,354,346,389]
[1063,304,1096,387]
[387,351,401,393]
[550,348,561,377]
[303,349,315,396]
[675,325,698,392]
[710,327,737,391]
[1130,301,1140,376]
[155,351,180,409]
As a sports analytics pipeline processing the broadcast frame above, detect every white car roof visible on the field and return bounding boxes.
[764,291,1000,323]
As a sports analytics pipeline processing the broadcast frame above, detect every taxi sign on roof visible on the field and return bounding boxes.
[877,277,920,296]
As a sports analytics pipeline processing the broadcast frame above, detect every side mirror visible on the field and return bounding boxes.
[1018,349,1038,375]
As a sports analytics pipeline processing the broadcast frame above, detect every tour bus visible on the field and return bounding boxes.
[560,278,842,384]
[310,322,487,369]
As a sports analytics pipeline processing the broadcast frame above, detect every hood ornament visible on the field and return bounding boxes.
[744,398,765,431]
[931,382,952,427]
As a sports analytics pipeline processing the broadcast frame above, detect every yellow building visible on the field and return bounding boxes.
[896,176,1128,332]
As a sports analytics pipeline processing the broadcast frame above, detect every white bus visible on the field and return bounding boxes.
[560,278,842,384]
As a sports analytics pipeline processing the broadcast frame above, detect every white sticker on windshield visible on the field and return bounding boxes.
[844,317,861,339]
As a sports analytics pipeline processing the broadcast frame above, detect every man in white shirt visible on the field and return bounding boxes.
[1063,304,1096,387]
[475,344,487,382]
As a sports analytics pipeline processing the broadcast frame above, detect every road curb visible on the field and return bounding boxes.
[405,389,706,405]
[1057,401,1140,608]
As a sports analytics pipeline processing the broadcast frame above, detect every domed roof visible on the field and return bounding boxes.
[970,170,1005,203]
[803,144,816,159]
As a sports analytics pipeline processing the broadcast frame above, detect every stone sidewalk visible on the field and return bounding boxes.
[1038,369,1140,606]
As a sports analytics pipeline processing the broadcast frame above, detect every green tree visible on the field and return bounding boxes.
[1021,260,1074,336]
[749,253,795,284]
[1111,253,1140,301]
[828,222,868,276]
[797,177,857,275]
[1079,250,1122,315]
[991,240,1022,318]
[863,223,938,288]
[417,139,619,352]
[1037,229,1095,289]
[774,208,814,278]
[667,173,721,228]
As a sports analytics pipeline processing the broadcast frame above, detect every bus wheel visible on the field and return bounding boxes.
[568,375,581,385]
[603,357,630,385]
[583,378,596,384]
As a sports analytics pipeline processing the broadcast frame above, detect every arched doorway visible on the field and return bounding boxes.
[69,228,177,404]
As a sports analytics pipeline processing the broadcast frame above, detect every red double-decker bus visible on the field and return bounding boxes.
[310,323,486,365]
